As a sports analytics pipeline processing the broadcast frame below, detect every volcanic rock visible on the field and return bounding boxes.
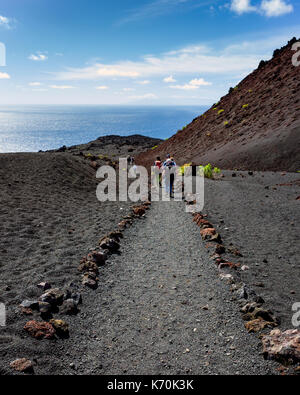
[262,329,300,364]
[10,358,34,373]
[24,321,55,339]
[50,319,69,338]
[39,288,64,306]
[60,299,78,315]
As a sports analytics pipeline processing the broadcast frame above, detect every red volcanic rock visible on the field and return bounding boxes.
[200,228,216,238]
[78,259,99,274]
[24,321,55,339]
[82,272,98,289]
[20,307,33,316]
[215,257,240,269]
[10,358,34,373]
[88,250,107,266]
[192,213,203,222]
[197,219,213,228]
[99,237,120,252]
[262,329,300,364]
[245,318,276,333]
[200,228,221,242]
[133,206,146,216]
[219,261,241,270]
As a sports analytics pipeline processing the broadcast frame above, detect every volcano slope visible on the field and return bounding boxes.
[136,38,300,172]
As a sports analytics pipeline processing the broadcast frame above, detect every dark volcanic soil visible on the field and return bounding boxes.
[203,170,300,330]
[52,134,162,159]
[0,150,299,374]
[137,38,300,172]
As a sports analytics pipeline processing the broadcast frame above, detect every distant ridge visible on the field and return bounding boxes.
[137,38,300,172]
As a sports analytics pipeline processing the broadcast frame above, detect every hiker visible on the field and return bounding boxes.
[163,155,177,196]
[154,156,162,187]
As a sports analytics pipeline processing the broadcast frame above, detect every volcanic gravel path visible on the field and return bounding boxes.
[63,199,278,375]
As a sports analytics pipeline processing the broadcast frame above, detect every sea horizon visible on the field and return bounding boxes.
[0,104,209,153]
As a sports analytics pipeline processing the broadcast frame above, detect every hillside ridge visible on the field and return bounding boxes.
[137,38,300,172]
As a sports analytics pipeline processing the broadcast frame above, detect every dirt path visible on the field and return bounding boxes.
[63,199,277,375]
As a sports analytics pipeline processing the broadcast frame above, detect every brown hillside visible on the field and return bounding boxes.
[137,38,300,172]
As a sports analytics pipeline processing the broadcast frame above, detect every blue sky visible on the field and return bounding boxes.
[0,0,299,105]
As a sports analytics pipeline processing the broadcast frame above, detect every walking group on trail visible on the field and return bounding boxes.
[154,154,177,197]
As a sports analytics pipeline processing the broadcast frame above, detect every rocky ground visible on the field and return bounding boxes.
[50,134,162,159]
[0,155,299,375]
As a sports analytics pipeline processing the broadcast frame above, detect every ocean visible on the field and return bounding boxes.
[0,105,208,153]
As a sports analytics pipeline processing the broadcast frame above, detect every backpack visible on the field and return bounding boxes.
[154,160,162,169]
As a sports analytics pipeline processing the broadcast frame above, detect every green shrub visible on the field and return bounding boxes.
[242,104,249,109]
[218,109,224,114]
[197,164,222,179]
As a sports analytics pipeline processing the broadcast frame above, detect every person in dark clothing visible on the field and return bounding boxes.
[163,155,176,196]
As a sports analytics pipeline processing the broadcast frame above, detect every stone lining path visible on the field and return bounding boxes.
[70,200,277,375]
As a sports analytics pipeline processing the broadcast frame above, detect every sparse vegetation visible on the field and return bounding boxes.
[242,104,249,109]
[198,164,221,179]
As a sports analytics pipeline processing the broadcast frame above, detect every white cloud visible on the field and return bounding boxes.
[123,87,135,91]
[0,72,10,79]
[29,82,42,86]
[52,45,261,81]
[165,45,209,56]
[0,15,13,29]
[170,77,212,90]
[49,85,75,89]
[0,15,9,25]
[189,78,212,86]
[28,53,48,61]
[136,80,151,85]
[51,31,300,87]
[32,88,48,92]
[170,84,199,90]
[163,75,176,83]
[260,0,293,16]
[230,0,293,16]
[96,85,109,90]
[230,0,257,14]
